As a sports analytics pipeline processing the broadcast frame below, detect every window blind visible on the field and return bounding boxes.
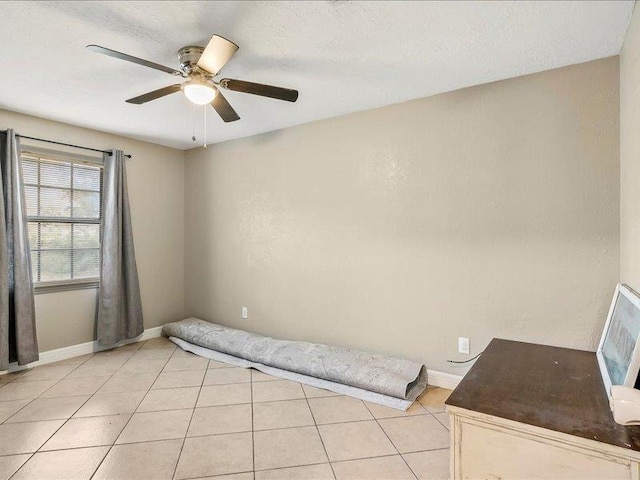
[21,153,103,284]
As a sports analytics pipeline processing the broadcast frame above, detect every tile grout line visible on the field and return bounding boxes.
[1,382,447,427]
[0,353,94,385]
[0,432,449,458]
[170,355,208,480]
[1,352,94,425]
[86,342,162,479]
[302,384,337,480]
[251,460,330,474]
[11,393,436,415]
[5,453,35,479]
[88,342,176,480]
[180,470,254,480]
[0,438,449,458]
[430,411,450,432]
[0,444,449,472]
[5,391,102,426]
[419,396,453,435]
[179,451,449,480]
[361,400,419,480]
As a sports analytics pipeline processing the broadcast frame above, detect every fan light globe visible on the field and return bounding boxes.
[183,82,216,105]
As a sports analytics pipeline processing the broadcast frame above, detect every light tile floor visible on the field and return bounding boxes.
[0,337,451,480]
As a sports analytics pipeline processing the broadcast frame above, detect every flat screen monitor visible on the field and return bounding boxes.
[597,284,640,400]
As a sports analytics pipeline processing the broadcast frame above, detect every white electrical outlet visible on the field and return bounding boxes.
[458,337,470,355]
[241,307,248,319]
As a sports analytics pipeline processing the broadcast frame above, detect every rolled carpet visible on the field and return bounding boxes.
[162,317,427,410]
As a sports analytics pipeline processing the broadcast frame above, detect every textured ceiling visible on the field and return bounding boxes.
[0,1,634,149]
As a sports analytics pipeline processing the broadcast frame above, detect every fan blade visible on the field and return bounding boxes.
[86,45,183,76]
[126,84,182,104]
[211,89,240,122]
[196,35,239,75]
[219,78,298,102]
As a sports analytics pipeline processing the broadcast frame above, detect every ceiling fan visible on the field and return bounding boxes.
[86,35,299,123]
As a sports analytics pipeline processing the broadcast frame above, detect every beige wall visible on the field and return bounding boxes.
[185,57,620,375]
[0,109,185,351]
[1,54,620,371]
[621,5,640,293]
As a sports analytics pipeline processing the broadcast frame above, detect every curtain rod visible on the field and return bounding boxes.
[1,130,132,158]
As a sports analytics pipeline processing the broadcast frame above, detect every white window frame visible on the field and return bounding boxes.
[21,146,104,294]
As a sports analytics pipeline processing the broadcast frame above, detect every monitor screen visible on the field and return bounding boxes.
[597,284,640,399]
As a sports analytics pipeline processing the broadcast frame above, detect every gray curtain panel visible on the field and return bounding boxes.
[0,129,38,371]
[97,149,143,347]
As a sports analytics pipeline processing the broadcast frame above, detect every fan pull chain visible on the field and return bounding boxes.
[203,105,208,149]
[191,103,196,142]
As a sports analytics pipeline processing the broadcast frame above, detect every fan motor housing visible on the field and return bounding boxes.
[177,46,205,72]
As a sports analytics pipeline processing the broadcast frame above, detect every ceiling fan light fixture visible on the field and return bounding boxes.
[88,35,298,123]
[183,81,216,105]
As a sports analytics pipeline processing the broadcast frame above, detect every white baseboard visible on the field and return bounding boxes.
[427,368,463,390]
[7,326,163,373]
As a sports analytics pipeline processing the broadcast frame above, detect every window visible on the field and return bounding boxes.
[21,151,103,291]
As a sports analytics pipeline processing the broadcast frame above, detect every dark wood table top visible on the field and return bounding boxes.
[445,338,640,452]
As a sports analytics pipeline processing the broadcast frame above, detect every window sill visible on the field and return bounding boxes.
[34,279,99,295]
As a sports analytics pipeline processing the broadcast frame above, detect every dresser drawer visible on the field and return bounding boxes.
[457,419,632,480]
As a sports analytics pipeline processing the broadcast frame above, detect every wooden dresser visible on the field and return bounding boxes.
[445,338,640,479]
